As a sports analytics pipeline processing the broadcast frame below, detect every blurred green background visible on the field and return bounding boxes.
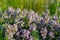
[0,0,59,13]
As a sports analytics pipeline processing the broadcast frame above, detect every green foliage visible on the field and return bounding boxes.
[31,31,39,40]
[0,24,5,40]
[0,0,47,12]
[23,16,29,29]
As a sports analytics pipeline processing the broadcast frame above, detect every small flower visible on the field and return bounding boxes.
[16,31,20,36]
[48,19,57,27]
[13,24,18,31]
[7,7,15,15]
[23,9,28,15]
[57,24,60,27]
[52,20,58,26]
[28,15,33,23]
[48,31,54,38]
[28,10,40,23]
[20,9,28,17]
[2,13,9,18]
[15,8,21,14]
[53,15,58,21]
[29,23,36,31]
[22,29,30,38]
[29,10,35,14]
[28,36,34,40]
[40,17,43,20]
[40,19,45,25]
[34,13,40,22]
[17,20,24,27]
[8,7,13,12]
[41,27,47,39]
[44,15,50,23]
[28,10,35,22]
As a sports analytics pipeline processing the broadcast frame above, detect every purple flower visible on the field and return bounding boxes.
[57,24,60,27]
[7,7,15,15]
[52,20,57,26]
[20,29,31,39]
[29,23,36,31]
[16,31,20,36]
[53,15,58,21]
[17,20,24,27]
[28,10,35,23]
[28,10,40,23]
[48,31,54,38]
[33,13,40,22]
[41,27,47,39]
[28,36,34,40]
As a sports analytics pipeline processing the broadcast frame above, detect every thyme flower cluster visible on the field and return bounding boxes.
[0,7,60,40]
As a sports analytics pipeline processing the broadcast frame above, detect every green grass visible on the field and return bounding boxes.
[31,31,39,40]
[0,0,46,12]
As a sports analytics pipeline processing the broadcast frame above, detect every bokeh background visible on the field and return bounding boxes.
[0,0,59,13]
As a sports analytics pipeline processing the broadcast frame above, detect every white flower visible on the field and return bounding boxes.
[40,17,43,20]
